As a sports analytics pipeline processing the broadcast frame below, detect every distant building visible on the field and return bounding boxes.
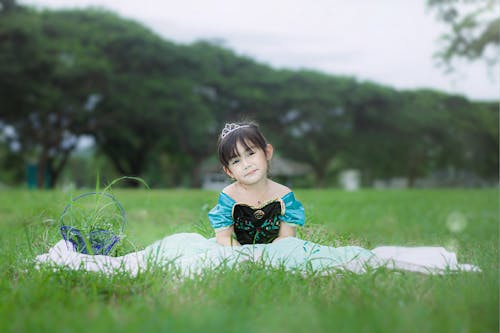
[372,168,494,189]
[339,169,361,191]
[269,156,311,177]
[202,172,231,190]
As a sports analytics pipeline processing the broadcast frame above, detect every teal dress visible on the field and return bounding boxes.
[208,192,305,245]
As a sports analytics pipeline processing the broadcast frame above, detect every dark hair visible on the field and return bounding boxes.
[217,122,268,168]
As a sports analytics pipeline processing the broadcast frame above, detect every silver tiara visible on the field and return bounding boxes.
[220,123,250,139]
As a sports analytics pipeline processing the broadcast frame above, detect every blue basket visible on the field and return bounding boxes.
[59,192,126,255]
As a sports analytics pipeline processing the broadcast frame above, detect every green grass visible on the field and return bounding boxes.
[0,188,498,333]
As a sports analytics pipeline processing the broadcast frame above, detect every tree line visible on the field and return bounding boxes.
[0,3,497,188]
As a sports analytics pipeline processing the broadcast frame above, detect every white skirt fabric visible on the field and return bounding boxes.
[35,233,480,277]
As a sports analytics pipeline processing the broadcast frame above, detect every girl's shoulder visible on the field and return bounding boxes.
[221,180,292,204]
[268,180,292,198]
[221,183,238,198]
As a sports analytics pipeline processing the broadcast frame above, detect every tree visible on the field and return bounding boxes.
[395,90,458,186]
[427,0,500,71]
[349,87,498,187]
[189,41,275,124]
[0,8,109,188]
[346,82,402,184]
[444,97,498,179]
[1,4,496,189]
[265,70,357,187]
[0,0,19,13]
[90,24,217,186]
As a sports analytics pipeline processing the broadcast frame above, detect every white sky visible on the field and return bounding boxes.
[20,0,499,101]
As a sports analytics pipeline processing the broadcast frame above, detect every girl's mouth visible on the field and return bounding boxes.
[245,169,257,176]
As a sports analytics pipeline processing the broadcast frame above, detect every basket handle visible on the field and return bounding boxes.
[59,192,126,234]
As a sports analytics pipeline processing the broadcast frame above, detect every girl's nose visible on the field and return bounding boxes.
[241,157,251,167]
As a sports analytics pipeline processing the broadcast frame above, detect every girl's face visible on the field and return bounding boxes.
[223,140,273,186]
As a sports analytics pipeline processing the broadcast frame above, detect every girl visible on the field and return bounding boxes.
[208,122,305,246]
[36,122,480,276]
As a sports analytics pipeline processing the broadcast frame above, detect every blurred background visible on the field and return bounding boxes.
[0,0,498,190]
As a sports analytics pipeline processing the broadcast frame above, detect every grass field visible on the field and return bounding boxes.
[0,188,498,333]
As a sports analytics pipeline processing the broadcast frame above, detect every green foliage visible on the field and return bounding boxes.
[427,0,500,71]
[263,70,358,186]
[0,141,24,185]
[193,203,215,238]
[0,7,111,187]
[0,4,497,189]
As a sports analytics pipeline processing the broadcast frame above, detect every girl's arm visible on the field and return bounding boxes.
[215,226,241,247]
[272,222,296,243]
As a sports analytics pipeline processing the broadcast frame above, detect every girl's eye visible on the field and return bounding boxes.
[248,151,255,156]
[231,159,240,165]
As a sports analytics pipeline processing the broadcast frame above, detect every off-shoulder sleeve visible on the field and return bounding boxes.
[208,192,235,232]
[281,192,305,227]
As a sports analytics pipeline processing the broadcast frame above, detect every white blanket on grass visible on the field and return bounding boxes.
[35,233,480,277]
